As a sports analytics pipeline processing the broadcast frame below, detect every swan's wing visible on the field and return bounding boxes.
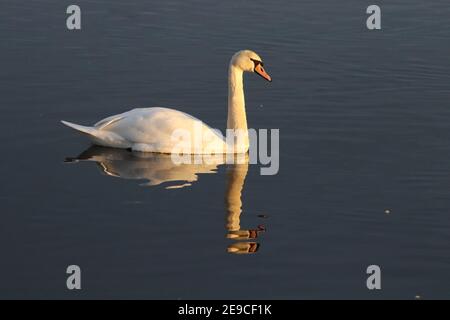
[93,108,155,130]
[95,115,125,130]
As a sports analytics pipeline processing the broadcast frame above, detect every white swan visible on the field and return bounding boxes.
[61,50,271,154]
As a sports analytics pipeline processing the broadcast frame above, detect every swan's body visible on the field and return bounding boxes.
[62,107,228,153]
[62,50,271,154]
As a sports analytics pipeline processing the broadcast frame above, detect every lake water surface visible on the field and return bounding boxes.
[1,0,450,299]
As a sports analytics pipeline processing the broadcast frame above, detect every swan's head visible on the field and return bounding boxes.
[230,50,272,82]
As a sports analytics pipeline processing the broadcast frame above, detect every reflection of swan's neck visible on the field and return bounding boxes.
[227,65,249,151]
[225,162,249,231]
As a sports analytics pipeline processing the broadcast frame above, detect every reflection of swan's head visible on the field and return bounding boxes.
[227,242,260,254]
[230,50,272,82]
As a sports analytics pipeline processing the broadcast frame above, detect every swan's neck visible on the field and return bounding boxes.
[227,65,249,152]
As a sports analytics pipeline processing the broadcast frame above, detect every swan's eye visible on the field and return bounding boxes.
[250,58,262,68]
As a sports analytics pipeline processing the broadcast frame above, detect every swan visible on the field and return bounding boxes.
[61,50,271,154]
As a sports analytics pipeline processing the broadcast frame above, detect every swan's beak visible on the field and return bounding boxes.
[254,64,272,82]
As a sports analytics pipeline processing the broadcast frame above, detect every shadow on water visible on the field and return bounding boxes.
[65,146,266,254]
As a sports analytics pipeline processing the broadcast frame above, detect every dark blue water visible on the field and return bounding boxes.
[1,0,450,299]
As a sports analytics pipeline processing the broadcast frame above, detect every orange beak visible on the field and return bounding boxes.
[254,64,272,82]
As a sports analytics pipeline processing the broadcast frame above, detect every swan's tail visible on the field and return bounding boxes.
[61,120,96,136]
[61,120,126,148]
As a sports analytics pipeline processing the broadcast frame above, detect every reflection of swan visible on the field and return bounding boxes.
[66,146,265,253]
[61,50,271,154]
[65,146,226,189]
[225,160,265,254]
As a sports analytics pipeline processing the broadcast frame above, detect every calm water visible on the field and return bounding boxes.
[1,0,450,299]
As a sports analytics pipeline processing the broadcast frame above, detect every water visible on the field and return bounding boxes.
[1,0,450,299]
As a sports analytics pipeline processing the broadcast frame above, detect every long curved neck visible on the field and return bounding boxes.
[227,65,247,131]
[227,65,249,153]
